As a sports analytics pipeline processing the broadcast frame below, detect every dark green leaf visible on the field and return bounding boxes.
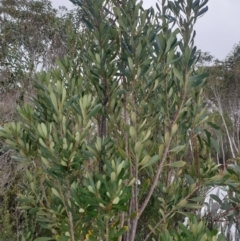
[207,121,220,130]
[210,194,222,204]
[196,6,208,18]
[188,72,208,87]
[184,174,195,185]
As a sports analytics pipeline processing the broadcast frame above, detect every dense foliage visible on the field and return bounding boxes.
[1,0,240,240]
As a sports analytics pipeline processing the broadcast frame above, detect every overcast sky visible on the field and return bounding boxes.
[51,0,240,60]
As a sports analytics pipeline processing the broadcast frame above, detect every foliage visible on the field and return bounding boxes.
[0,0,72,94]
[0,1,79,239]
[0,0,235,240]
[199,42,240,239]
[0,190,18,241]
[203,42,240,160]
[159,216,226,241]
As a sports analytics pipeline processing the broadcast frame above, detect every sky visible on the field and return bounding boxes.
[51,0,240,60]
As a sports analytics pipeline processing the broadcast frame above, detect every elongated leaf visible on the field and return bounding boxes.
[34,238,53,241]
[140,155,159,170]
[184,174,195,185]
[50,91,58,112]
[231,165,240,175]
[197,6,208,18]
[189,196,205,202]
[207,121,220,130]
[210,137,219,153]
[168,161,186,168]
[173,68,183,82]
[192,0,200,8]
[63,94,78,110]
[170,145,185,153]
[210,194,222,204]
[184,203,202,209]
[51,188,61,199]
[188,72,208,87]
[199,0,209,8]
[170,55,182,64]
[87,104,102,118]
[114,226,128,237]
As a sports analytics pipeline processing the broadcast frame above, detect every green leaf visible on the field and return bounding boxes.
[112,197,120,204]
[173,68,183,82]
[170,55,182,65]
[188,72,208,87]
[232,165,240,175]
[117,147,127,159]
[51,188,61,199]
[87,104,102,118]
[196,6,208,18]
[139,179,150,201]
[134,142,143,157]
[210,137,219,153]
[167,161,186,168]
[170,145,185,153]
[114,226,128,237]
[140,155,159,170]
[189,196,205,202]
[176,199,187,208]
[207,121,220,130]
[17,206,32,210]
[63,94,78,110]
[11,156,27,161]
[50,91,58,112]
[128,57,134,72]
[139,155,151,166]
[210,194,222,204]
[184,203,202,209]
[56,59,67,74]
[29,207,39,215]
[34,238,53,241]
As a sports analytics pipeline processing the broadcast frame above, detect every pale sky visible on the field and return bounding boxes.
[51,0,240,60]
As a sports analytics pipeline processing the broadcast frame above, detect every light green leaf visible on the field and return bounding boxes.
[51,188,61,199]
[129,126,137,139]
[114,226,128,237]
[50,91,58,112]
[140,155,159,170]
[170,145,185,153]
[111,172,116,182]
[159,144,165,158]
[134,142,143,156]
[34,238,53,241]
[171,123,178,135]
[184,203,202,209]
[88,185,95,193]
[167,161,186,168]
[41,123,48,137]
[128,178,136,186]
[176,199,187,208]
[164,132,170,143]
[112,197,120,204]
[128,57,134,72]
[139,155,151,166]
